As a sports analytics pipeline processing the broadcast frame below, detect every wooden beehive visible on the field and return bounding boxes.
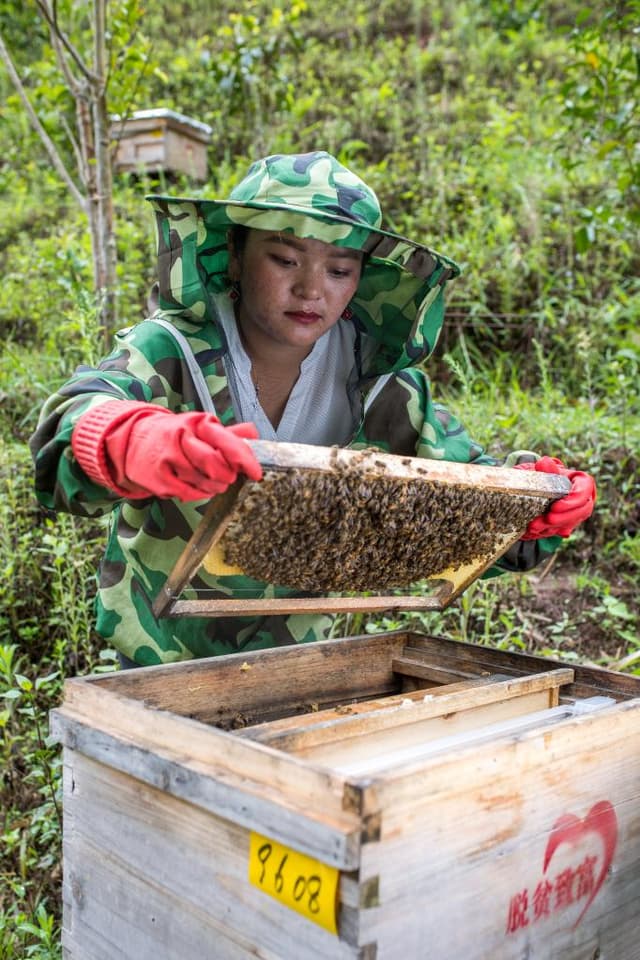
[153,441,571,619]
[110,108,212,181]
[51,633,640,959]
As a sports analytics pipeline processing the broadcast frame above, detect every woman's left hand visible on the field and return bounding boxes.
[514,456,597,540]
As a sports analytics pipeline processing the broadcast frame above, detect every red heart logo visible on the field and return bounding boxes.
[543,800,618,928]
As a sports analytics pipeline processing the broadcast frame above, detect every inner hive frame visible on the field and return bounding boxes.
[152,441,571,619]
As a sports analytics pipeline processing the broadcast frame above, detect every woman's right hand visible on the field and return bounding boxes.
[72,400,262,501]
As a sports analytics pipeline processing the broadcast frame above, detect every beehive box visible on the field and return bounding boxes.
[110,108,212,181]
[51,632,640,960]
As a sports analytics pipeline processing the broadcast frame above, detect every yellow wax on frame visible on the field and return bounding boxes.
[202,541,244,576]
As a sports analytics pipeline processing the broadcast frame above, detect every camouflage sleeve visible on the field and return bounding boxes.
[354,367,562,573]
[354,367,496,463]
[29,321,199,516]
[490,536,562,575]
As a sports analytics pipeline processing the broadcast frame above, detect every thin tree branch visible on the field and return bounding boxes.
[0,29,86,211]
[49,23,83,98]
[92,0,118,340]
[34,0,99,85]
[60,108,85,176]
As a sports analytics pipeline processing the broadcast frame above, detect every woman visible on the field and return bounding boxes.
[29,151,595,666]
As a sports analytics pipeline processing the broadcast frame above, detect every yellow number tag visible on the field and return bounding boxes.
[248,832,339,934]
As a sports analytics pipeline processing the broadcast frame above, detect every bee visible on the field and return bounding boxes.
[218,461,546,593]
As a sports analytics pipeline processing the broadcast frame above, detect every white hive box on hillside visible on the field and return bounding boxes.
[111,108,212,181]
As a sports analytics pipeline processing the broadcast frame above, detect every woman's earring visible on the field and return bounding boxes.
[228,280,241,302]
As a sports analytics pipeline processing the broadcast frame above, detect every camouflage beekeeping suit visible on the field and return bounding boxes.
[30,152,558,666]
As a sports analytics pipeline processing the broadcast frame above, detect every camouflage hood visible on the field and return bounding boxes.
[147,151,461,376]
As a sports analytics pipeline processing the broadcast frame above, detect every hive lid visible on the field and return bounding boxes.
[152,441,570,619]
[110,108,213,140]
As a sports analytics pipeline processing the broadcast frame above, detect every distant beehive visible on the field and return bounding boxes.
[110,108,212,182]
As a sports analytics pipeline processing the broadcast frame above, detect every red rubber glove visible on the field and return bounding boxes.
[72,400,262,501]
[514,456,596,540]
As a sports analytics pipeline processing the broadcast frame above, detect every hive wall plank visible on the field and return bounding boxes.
[61,752,366,960]
[77,632,636,726]
[354,701,640,959]
[402,635,640,701]
[51,695,362,869]
[69,631,409,724]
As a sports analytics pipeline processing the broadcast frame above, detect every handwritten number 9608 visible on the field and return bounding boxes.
[257,842,322,913]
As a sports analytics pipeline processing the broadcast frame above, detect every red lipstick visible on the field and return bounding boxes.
[286,311,321,324]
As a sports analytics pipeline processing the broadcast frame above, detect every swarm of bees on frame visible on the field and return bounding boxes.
[220,452,549,592]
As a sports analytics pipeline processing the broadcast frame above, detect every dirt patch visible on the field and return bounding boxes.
[507,563,634,665]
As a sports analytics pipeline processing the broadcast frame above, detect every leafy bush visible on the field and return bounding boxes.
[0,440,107,955]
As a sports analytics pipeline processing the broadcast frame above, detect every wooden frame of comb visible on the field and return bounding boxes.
[152,441,570,619]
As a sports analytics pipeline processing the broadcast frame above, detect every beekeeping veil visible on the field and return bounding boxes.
[147,151,461,376]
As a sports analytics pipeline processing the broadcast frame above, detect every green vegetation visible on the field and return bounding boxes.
[1,1,638,954]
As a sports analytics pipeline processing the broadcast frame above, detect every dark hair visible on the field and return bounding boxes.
[228,225,250,256]
[228,223,368,277]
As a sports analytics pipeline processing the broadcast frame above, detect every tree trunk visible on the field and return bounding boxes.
[2,0,121,346]
[92,0,118,346]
